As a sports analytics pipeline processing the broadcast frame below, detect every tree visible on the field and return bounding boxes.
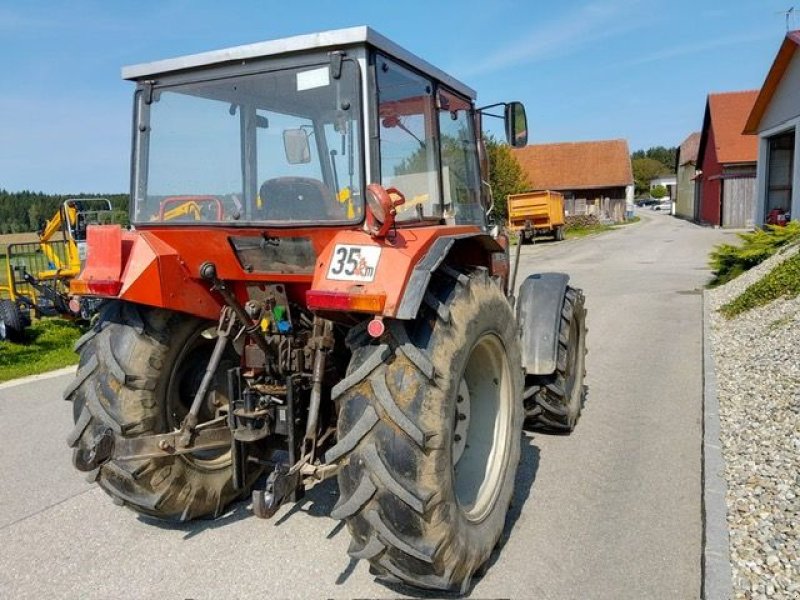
[651,185,667,199]
[632,157,671,196]
[631,146,677,168]
[486,137,529,219]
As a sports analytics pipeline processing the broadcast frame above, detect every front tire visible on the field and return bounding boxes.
[327,269,523,592]
[65,302,244,522]
[524,287,587,431]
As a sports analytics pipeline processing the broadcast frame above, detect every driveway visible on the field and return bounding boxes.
[0,212,732,599]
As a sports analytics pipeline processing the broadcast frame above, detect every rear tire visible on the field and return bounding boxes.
[524,287,587,431]
[65,301,246,522]
[555,226,565,241]
[0,299,27,343]
[328,269,523,592]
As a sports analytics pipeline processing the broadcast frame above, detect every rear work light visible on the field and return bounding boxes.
[70,279,122,297]
[306,290,386,314]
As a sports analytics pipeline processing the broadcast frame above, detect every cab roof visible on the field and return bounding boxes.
[122,26,476,100]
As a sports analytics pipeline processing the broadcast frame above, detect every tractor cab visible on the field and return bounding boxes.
[125,26,526,232]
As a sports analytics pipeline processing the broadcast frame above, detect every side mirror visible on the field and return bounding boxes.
[504,102,528,148]
[283,129,311,164]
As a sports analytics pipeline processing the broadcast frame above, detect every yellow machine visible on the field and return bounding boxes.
[507,190,566,242]
[0,199,120,342]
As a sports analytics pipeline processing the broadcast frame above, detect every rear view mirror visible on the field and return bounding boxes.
[283,129,311,164]
[505,102,528,148]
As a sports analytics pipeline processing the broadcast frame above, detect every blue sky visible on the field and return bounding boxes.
[0,0,795,193]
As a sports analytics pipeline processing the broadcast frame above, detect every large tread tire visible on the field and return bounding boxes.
[328,269,523,593]
[65,301,243,522]
[0,299,27,343]
[524,287,587,432]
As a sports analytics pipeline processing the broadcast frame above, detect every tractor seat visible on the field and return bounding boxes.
[257,177,334,221]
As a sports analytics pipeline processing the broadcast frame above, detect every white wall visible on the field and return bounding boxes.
[761,51,800,132]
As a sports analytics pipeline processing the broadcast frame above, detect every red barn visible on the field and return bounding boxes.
[696,91,759,227]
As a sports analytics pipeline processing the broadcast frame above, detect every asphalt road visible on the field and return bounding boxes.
[0,211,732,599]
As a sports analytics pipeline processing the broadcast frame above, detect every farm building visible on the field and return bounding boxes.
[649,174,677,199]
[744,30,800,226]
[512,140,634,223]
[696,90,759,228]
[674,132,701,220]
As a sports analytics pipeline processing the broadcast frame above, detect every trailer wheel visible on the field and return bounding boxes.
[328,269,523,593]
[0,299,27,343]
[66,301,246,522]
[555,226,565,241]
[524,287,586,431]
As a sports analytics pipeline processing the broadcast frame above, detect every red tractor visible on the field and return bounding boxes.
[66,27,587,593]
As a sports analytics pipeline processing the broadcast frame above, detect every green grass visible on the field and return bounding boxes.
[720,251,800,318]
[0,318,83,382]
[566,223,614,238]
[565,217,639,239]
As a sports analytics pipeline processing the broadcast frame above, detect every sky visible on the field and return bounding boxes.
[0,0,796,194]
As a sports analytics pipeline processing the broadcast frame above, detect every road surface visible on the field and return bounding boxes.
[0,212,731,599]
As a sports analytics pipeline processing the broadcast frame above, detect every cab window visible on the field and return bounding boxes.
[438,89,483,225]
[376,57,441,222]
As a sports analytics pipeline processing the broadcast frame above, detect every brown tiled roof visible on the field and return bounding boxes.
[706,90,759,164]
[512,139,633,191]
[745,31,800,134]
[678,132,701,166]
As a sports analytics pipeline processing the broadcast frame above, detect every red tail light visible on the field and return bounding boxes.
[87,280,123,296]
[306,290,386,313]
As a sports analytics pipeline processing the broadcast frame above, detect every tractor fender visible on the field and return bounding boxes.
[516,272,570,375]
[395,233,503,319]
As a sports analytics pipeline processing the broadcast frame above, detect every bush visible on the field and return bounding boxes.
[651,185,667,199]
[720,250,800,318]
[708,222,800,286]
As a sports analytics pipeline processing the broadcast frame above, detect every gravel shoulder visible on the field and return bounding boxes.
[707,245,800,599]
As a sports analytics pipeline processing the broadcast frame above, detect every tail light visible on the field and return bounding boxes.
[306,290,386,313]
[70,278,122,297]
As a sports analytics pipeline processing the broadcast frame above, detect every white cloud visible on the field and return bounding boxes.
[457,0,650,77]
[617,31,774,68]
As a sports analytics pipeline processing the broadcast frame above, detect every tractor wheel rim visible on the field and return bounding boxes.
[452,333,513,523]
[166,326,233,469]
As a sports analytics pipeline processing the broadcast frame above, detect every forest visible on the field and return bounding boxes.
[0,190,129,234]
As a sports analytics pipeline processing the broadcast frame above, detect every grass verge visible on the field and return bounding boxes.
[565,216,640,239]
[0,318,83,382]
[720,251,800,318]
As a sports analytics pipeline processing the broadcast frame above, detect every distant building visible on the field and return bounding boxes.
[512,139,634,223]
[675,132,701,220]
[744,30,800,226]
[696,90,759,228]
[649,174,677,199]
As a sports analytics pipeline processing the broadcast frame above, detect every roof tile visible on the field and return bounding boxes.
[512,139,633,190]
[678,132,701,166]
[707,90,759,164]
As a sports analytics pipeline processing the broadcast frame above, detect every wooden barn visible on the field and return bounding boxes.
[696,91,759,228]
[512,140,634,223]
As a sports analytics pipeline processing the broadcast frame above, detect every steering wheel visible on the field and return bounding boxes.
[158,196,224,221]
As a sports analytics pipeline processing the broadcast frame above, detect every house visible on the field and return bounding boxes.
[649,174,677,199]
[675,132,701,220]
[512,139,634,222]
[743,30,800,226]
[696,90,759,228]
